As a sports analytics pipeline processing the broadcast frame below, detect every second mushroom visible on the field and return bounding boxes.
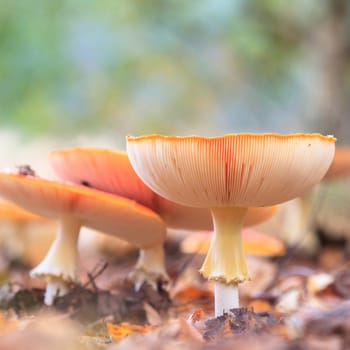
[0,172,166,305]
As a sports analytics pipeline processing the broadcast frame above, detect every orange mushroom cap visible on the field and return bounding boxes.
[127,133,336,207]
[0,173,166,249]
[0,199,41,221]
[324,146,350,180]
[50,147,278,229]
[126,133,335,316]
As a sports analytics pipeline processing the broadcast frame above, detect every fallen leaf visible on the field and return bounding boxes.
[143,302,162,326]
[177,318,204,343]
[203,308,280,341]
[106,322,154,341]
[173,285,213,303]
[187,308,205,323]
[247,299,273,313]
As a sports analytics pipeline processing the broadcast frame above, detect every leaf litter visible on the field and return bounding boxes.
[0,200,350,349]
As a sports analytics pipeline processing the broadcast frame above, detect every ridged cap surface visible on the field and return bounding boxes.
[127,133,336,207]
[50,147,277,227]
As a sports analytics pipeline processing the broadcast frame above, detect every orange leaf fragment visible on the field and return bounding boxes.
[173,285,213,303]
[106,322,154,341]
[188,308,206,323]
[223,319,232,338]
[247,299,273,313]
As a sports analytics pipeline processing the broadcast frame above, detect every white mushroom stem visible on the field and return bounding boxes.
[214,282,239,317]
[130,244,169,291]
[200,207,250,317]
[30,216,81,305]
[44,279,70,305]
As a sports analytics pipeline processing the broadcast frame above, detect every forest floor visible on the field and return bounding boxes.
[0,229,349,350]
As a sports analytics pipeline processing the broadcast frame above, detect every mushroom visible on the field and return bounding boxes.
[50,148,277,229]
[50,148,278,287]
[271,145,350,254]
[324,146,350,180]
[0,199,43,260]
[0,199,41,222]
[0,172,166,305]
[127,133,336,316]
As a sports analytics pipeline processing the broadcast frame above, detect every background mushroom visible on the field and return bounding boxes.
[0,199,55,265]
[0,172,166,305]
[50,148,278,230]
[50,147,278,288]
[127,133,335,316]
[252,145,350,256]
[324,146,350,180]
[180,228,286,257]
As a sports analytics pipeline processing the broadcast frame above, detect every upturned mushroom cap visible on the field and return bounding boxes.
[127,133,336,207]
[0,173,166,249]
[50,147,277,229]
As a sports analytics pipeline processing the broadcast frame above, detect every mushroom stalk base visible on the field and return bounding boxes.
[44,279,69,305]
[129,244,169,291]
[30,216,81,305]
[214,282,239,317]
[200,207,250,316]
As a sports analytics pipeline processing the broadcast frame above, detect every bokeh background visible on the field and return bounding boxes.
[0,0,349,157]
[0,1,349,320]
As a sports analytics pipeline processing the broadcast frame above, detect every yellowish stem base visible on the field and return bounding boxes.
[30,216,81,304]
[199,207,250,316]
[129,244,169,291]
[200,207,250,284]
[44,278,70,305]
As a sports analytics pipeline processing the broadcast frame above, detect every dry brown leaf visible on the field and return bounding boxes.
[143,302,162,326]
[177,318,204,343]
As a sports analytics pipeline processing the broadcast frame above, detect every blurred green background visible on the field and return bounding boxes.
[0,0,349,143]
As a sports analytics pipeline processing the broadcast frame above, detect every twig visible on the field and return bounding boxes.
[83,261,109,289]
